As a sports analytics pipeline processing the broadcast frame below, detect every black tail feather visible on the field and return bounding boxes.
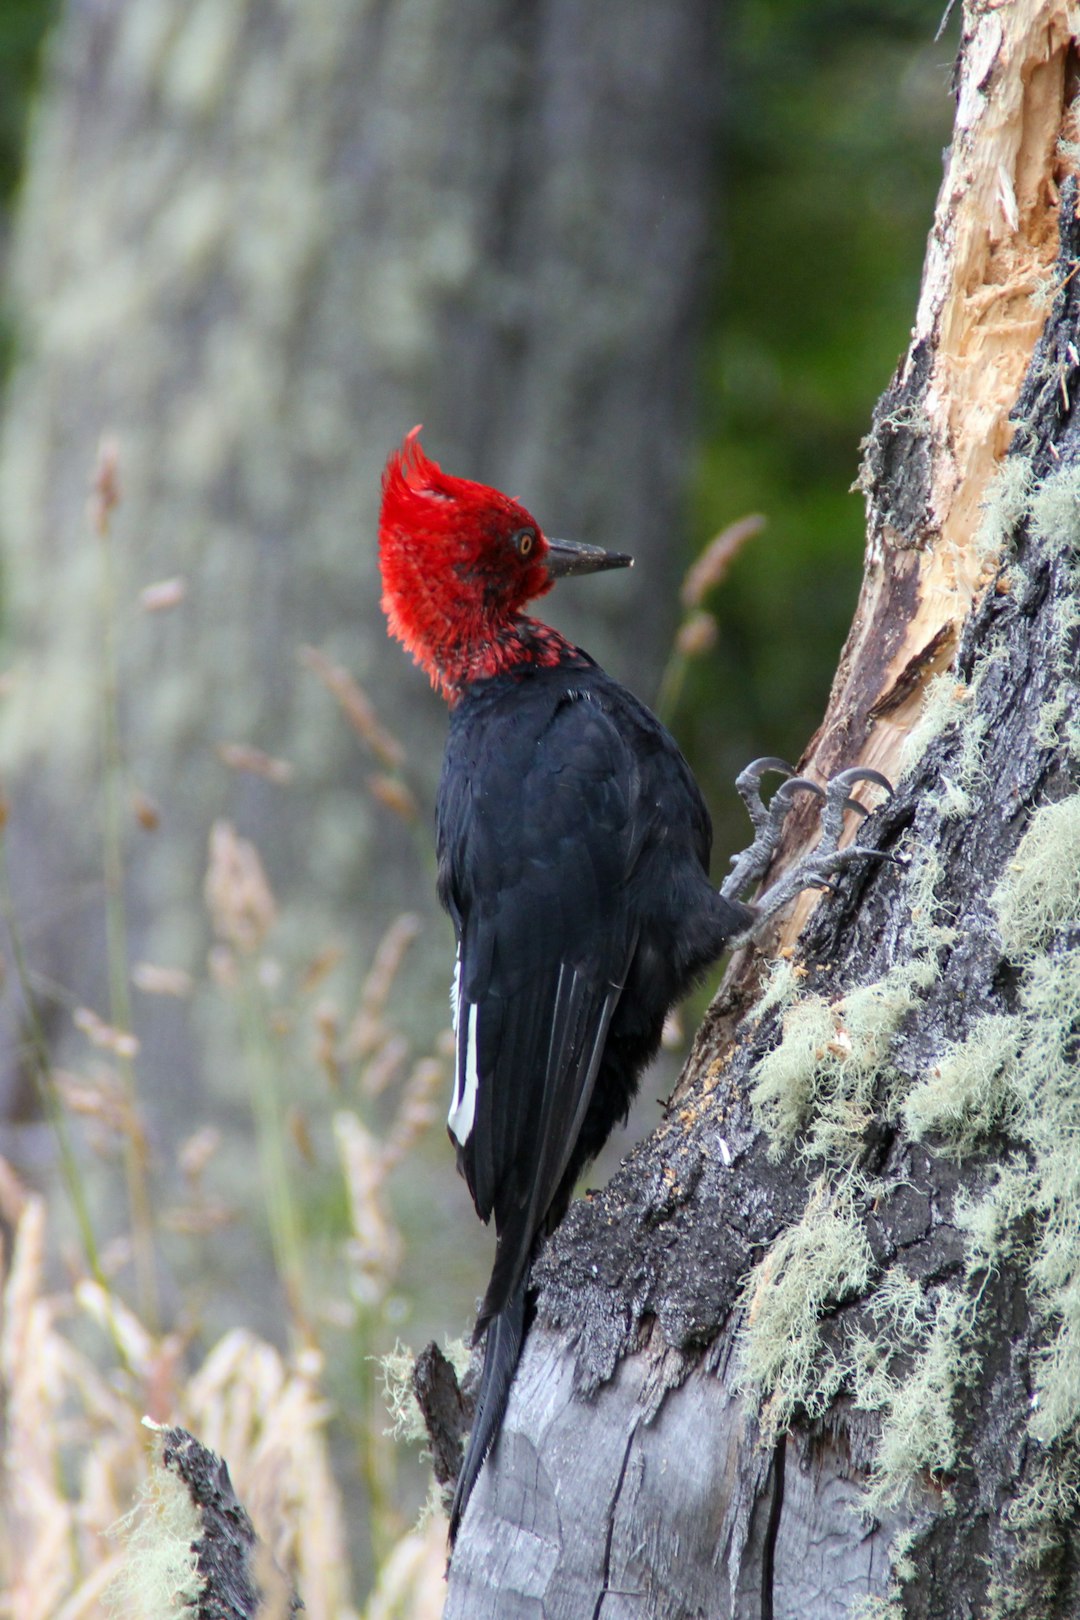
[448,1272,529,1544]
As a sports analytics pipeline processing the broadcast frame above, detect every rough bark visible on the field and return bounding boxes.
[137,1426,300,1620]
[443,6,1080,1616]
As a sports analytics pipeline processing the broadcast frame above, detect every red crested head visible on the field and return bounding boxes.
[379,429,631,701]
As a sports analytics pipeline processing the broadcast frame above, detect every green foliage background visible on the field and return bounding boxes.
[0,0,53,204]
[0,0,53,373]
[690,1,952,841]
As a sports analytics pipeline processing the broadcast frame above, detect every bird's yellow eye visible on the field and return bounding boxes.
[513,528,536,558]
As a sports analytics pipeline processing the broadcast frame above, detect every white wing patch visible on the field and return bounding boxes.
[449,947,461,1030]
[448,999,479,1148]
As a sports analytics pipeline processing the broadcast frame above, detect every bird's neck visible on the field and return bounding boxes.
[438,615,586,704]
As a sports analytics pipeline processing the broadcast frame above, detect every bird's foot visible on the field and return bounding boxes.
[722,757,825,901]
[721,761,893,940]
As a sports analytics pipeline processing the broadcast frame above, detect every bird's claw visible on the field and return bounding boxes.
[722,759,894,930]
[737,756,797,786]
[772,775,827,809]
[725,762,831,894]
[829,766,893,795]
[733,757,798,836]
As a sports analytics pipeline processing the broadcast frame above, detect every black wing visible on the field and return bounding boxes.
[438,682,643,1332]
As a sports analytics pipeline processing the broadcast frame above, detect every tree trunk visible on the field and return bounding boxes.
[444,6,1080,1615]
[0,0,718,1254]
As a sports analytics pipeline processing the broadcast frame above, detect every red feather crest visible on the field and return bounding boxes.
[378,429,558,699]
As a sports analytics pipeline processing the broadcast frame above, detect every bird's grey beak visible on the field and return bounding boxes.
[544,537,634,578]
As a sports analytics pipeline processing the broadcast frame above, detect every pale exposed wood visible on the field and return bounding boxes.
[776,0,1080,947]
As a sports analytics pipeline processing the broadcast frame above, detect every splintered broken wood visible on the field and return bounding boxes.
[151,1426,300,1620]
[767,0,1080,949]
[446,5,1080,1616]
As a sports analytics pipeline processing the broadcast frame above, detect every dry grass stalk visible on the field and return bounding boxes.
[334,1113,403,1309]
[132,962,194,999]
[2,414,460,1616]
[184,1331,350,1620]
[382,1055,447,1173]
[360,1511,447,1620]
[0,857,449,1619]
[299,645,406,770]
[87,438,121,538]
[204,820,278,955]
[216,743,295,785]
[52,1068,147,1158]
[366,774,419,824]
[299,945,346,996]
[314,999,344,1090]
[73,1006,139,1060]
[136,577,187,613]
[130,788,162,831]
[0,1192,140,1620]
[674,609,718,659]
[360,1034,408,1101]
[679,513,765,608]
[0,1180,358,1620]
[178,1126,221,1183]
[344,914,422,1062]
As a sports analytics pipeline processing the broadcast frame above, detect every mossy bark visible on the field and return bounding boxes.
[444,7,1080,1616]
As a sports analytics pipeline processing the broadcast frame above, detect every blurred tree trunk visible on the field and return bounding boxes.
[445,6,1080,1615]
[0,0,719,1237]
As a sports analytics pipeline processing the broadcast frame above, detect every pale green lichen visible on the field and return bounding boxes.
[993,795,1080,958]
[904,842,958,957]
[942,848,1080,1446]
[837,1261,981,1520]
[809,962,937,1163]
[903,1013,1024,1155]
[976,454,1036,561]
[738,1176,874,1442]
[743,791,1080,1595]
[381,1337,471,1449]
[860,1290,980,1514]
[744,581,1080,1606]
[105,1429,203,1618]
[985,1448,1080,1616]
[898,673,969,782]
[753,953,806,1024]
[897,653,999,815]
[848,1599,905,1620]
[902,834,1080,1616]
[887,1522,923,1586]
[1028,462,1080,556]
[1022,465,1080,771]
[1018,946,1080,1445]
[749,992,835,1156]
[750,958,937,1165]
[849,1269,927,1403]
[846,1527,935,1618]
[848,1526,928,1617]
[954,1158,1033,1274]
[1032,687,1073,751]
[739,1175,979,1504]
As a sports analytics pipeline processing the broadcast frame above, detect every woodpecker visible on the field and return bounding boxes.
[378,428,888,1543]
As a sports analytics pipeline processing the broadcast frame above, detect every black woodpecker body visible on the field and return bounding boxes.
[378,430,890,1543]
